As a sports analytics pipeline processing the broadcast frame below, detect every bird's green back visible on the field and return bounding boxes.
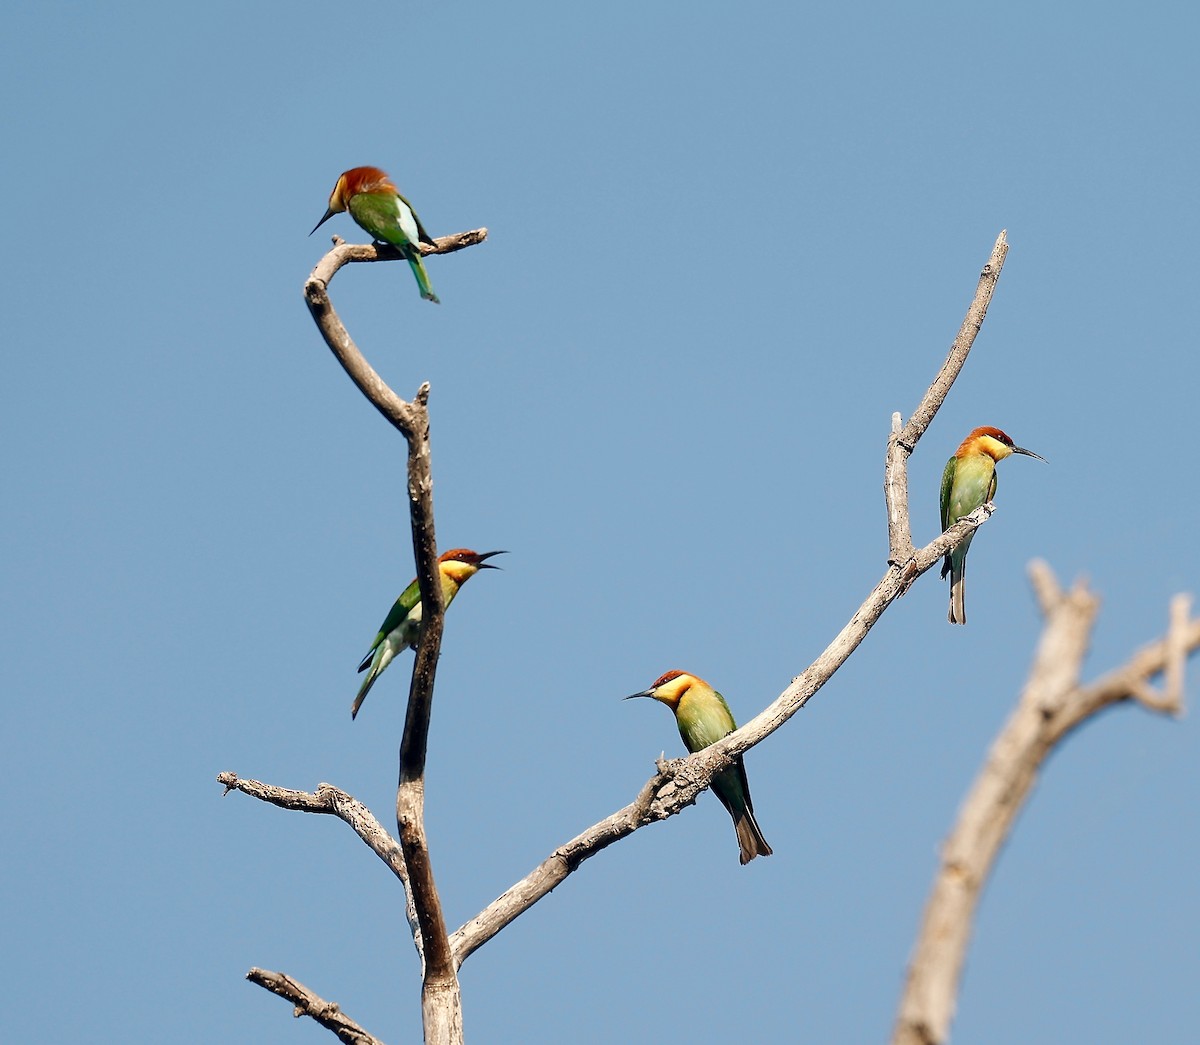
[348,191,432,249]
[348,192,409,246]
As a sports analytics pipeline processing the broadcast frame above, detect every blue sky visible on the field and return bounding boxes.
[3,3,1197,1042]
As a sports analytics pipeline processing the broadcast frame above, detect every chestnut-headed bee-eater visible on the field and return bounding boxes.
[311,166,440,304]
[940,426,1044,625]
[351,549,504,719]
[626,671,772,864]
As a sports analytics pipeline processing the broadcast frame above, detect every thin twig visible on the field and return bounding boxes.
[309,229,489,285]
[1027,557,1063,616]
[247,968,384,1045]
[903,230,1009,441]
[1163,594,1191,707]
[217,773,423,960]
[885,231,1009,564]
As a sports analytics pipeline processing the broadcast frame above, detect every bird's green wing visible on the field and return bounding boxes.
[711,689,739,732]
[348,192,411,247]
[375,577,422,637]
[396,191,436,245]
[940,456,956,532]
[358,577,422,667]
[949,456,996,520]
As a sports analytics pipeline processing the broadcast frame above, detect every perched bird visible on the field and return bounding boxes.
[311,166,440,303]
[626,670,772,864]
[940,426,1044,625]
[352,548,504,718]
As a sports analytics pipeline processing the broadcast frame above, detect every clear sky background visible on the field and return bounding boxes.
[3,3,1197,1043]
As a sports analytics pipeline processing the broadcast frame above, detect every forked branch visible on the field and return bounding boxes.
[217,773,423,961]
[891,570,1196,1045]
[886,230,1008,564]
[449,233,1013,965]
[300,229,487,1040]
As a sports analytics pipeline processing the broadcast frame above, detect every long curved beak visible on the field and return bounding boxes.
[476,550,508,570]
[309,207,336,236]
[623,689,655,701]
[1012,445,1046,462]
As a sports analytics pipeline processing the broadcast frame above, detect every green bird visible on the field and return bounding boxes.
[626,670,772,864]
[940,426,1045,625]
[311,165,440,303]
[352,548,504,719]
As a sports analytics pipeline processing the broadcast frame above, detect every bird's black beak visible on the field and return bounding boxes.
[623,689,655,701]
[476,550,507,570]
[1012,446,1046,462]
[310,207,336,236]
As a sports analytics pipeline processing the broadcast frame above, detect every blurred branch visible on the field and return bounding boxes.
[1060,592,1195,725]
[303,244,468,1040]
[891,569,1196,1045]
[217,773,422,961]
[246,968,383,1045]
[449,234,1011,966]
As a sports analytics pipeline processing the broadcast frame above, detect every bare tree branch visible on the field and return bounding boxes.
[449,501,999,965]
[217,773,423,962]
[246,968,384,1045]
[891,566,1197,1045]
[449,234,1014,967]
[308,229,488,286]
[1027,557,1063,615]
[1046,592,1195,731]
[449,773,667,965]
[303,234,492,1040]
[886,231,1009,565]
[1163,593,1191,707]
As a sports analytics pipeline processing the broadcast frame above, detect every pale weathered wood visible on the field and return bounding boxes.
[247,968,385,1045]
[891,570,1195,1045]
[218,774,423,963]
[886,231,1009,565]
[303,231,488,1043]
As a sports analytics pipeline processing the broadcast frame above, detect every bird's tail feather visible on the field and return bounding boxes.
[351,668,378,719]
[948,559,967,625]
[735,809,773,865]
[406,251,440,304]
